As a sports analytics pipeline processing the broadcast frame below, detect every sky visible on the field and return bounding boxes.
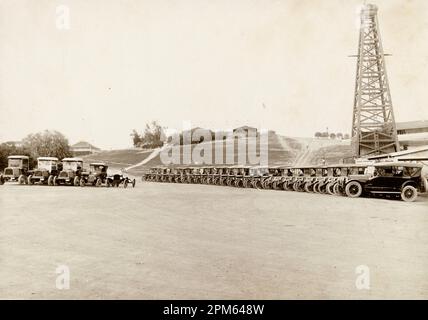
[1,0,428,149]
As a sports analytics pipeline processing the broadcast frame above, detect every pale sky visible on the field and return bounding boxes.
[1,0,428,149]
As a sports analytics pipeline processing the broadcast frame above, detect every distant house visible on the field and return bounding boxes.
[70,141,100,156]
[396,120,428,135]
[396,120,428,148]
[233,126,258,138]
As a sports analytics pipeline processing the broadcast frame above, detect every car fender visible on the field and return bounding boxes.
[345,179,366,188]
[401,180,418,191]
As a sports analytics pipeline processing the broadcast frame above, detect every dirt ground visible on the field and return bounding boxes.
[1,179,427,299]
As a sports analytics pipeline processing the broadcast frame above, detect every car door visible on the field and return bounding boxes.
[365,167,393,192]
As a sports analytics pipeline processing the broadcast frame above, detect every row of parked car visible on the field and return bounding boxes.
[0,155,136,188]
[142,162,428,202]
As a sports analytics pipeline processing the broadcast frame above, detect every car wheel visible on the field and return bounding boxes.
[282,182,289,191]
[53,176,57,186]
[48,175,54,186]
[272,181,278,190]
[28,175,33,185]
[18,175,26,185]
[334,183,343,196]
[80,179,86,187]
[132,179,136,188]
[345,181,363,198]
[326,183,334,195]
[313,183,320,193]
[73,176,80,186]
[304,183,311,193]
[96,178,102,187]
[401,185,418,202]
[124,180,128,188]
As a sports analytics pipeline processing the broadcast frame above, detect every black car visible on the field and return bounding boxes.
[80,162,108,187]
[344,162,427,202]
[107,173,136,188]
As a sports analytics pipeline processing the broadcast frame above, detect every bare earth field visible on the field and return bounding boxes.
[1,180,427,299]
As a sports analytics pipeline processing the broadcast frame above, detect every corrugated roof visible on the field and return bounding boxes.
[396,120,428,130]
[368,145,428,159]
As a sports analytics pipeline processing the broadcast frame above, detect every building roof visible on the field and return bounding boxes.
[233,126,257,131]
[8,155,29,159]
[37,157,59,161]
[368,145,428,160]
[70,141,100,150]
[373,162,424,168]
[396,120,428,130]
[62,158,83,162]
[90,162,107,166]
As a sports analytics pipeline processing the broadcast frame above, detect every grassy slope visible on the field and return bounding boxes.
[307,144,353,165]
[82,133,303,174]
[136,133,300,170]
[82,134,352,175]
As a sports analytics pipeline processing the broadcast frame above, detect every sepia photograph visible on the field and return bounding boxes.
[1,0,428,308]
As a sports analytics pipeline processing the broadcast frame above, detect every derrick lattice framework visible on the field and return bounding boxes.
[351,4,399,157]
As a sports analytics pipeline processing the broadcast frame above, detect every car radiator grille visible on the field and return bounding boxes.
[59,172,68,178]
[34,170,43,177]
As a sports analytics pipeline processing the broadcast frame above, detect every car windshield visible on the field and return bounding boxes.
[8,159,22,167]
[294,169,303,176]
[349,167,366,175]
[63,161,81,171]
[91,165,105,173]
[38,160,54,170]
[403,166,421,177]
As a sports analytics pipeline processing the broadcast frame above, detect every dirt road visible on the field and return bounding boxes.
[1,181,427,299]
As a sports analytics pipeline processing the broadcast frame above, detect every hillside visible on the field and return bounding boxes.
[82,133,352,175]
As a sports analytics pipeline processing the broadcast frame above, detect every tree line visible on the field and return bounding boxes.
[0,130,72,169]
[314,132,350,140]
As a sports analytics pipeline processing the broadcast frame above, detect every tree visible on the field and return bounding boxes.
[130,130,142,147]
[0,142,31,170]
[314,132,322,138]
[22,130,72,162]
[131,121,165,149]
[337,133,343,140]
[0,131,71,169]
[344,133,350,140]
[330,133,336,140]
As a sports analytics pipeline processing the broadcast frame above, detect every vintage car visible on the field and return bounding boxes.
[300,166,318,193]
[2,155,30,184]
[54,158,84,186]
[344,162,427,202]
[248,166,270,189]
[310,167,329,193]
[28,157,60,185]
[262,166,282,189]
[79,162,108,187]
[107,173,136,188]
